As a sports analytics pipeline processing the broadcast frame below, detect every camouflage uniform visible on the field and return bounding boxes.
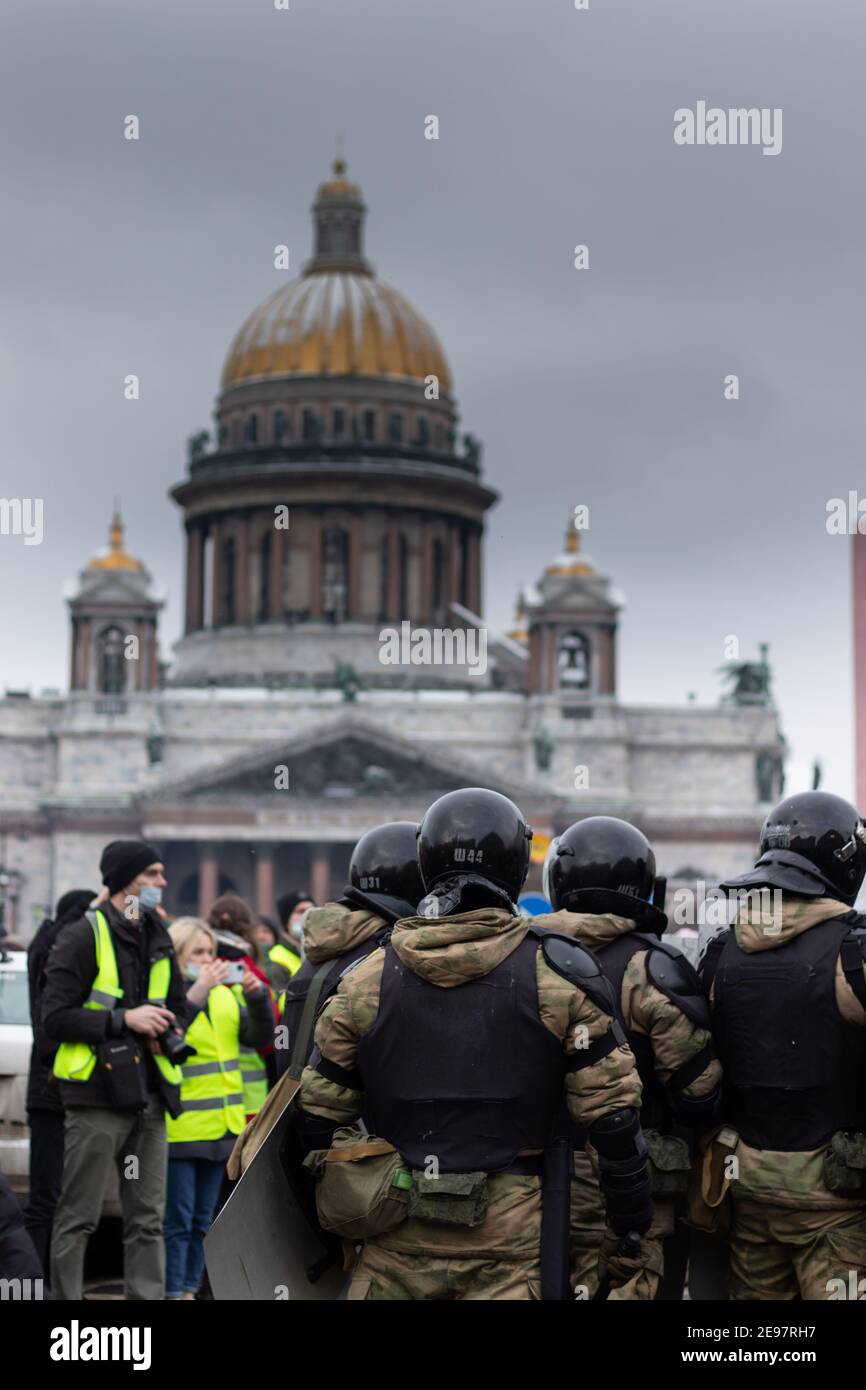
[298,908,643,1300]
[537,909,721,1299]
[703,896,866,1301]
[302,903,388,967]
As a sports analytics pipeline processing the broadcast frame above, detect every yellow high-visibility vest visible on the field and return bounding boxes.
[231,983,269,1114]
[269,942,301,977]
[166,985,245,1143]
[53,909,182,1093]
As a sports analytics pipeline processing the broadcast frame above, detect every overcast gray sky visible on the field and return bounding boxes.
[1,0,863,797]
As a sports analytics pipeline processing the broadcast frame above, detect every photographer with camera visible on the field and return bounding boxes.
[43,839,189,1300]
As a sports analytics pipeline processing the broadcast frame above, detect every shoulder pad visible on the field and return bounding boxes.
[538,931,616,1017]
[697,926,731,971]
[646,943,710,1029]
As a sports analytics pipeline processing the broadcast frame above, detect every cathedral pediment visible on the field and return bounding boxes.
[140,716,549,809]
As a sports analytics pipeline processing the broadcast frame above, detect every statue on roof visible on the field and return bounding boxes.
[719,642,773,707]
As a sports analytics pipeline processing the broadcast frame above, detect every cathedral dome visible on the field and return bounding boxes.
[221,271,452,390]
[220,159,452,392]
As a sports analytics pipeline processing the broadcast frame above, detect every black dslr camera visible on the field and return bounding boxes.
[158,1023,197,1066]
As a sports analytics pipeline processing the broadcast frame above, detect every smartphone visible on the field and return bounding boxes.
[221,961,244,984]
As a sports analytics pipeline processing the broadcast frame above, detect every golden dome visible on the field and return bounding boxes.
[544,525,595,579]
[87,511,143,572]
[221,159,452,391]
[222,274,453,390]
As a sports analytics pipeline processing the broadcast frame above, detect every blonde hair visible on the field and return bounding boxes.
[169,917,216,970]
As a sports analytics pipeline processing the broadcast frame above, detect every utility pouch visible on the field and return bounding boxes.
[97,1037,148,1111]
[407,1169,489,1228]
[823,1131,866,1197]
[645,1129,692,1197]
[685,1125,738,1235]
[304,1126,411,1240]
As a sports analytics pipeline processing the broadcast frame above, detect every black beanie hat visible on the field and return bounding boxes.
[276,890,313,927]
[100,840,162,894]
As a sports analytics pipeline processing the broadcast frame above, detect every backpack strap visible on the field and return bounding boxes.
[286,960,335,1080]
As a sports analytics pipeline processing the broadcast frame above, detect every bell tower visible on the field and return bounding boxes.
[525,521,621,704]
[68,511,163,694]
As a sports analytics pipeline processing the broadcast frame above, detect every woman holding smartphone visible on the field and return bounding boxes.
[164,917,274,1301]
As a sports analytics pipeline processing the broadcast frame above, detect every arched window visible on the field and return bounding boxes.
[244,414,258,445]
[321,527,349,623]
[415,416,430,448]
[273,409,289,444]
[259,532,272,621]
[388,412,403,444]
[363,410,376,442]
[432,539,446,623]
[557,631,591,690]
[221,537,236,625]
[97,626,126,694]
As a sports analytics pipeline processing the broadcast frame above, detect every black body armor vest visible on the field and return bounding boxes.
[356,936,564,1172]
[594,932,669,1132]
[713,917,866,1150]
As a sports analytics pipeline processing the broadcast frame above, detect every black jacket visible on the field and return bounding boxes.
[42,903,188,1114]
[26,916,66,1114]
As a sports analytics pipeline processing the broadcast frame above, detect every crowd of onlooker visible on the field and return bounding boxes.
[0,837,315,1300]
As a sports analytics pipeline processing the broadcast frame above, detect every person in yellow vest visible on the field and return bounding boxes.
[204,895,278,1115]
[163,918,274,1299]
[276,890,315,975]
[43,839,188,1301]
[254,914,301,992]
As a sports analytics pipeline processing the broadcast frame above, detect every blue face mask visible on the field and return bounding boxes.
[139,885,163,911]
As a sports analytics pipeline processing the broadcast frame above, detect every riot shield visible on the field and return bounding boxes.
[204,1094,346,1301]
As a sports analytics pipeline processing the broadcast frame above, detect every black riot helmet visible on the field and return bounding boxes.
[416,788,533,900]
[721,791,866,905]
[545,816,666,934]
[348,821,424,911]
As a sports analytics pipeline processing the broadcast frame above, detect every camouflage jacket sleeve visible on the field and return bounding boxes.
[296,948,385,1125]
[536,948,642,1128]
[624,949,721,1099]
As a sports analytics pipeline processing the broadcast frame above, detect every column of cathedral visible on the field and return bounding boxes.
[184,508,486,632]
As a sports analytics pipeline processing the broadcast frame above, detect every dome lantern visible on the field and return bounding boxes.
[306,157,372,276]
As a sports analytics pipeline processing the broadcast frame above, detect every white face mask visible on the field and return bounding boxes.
[139,885,163,911]
[186,962,201,980]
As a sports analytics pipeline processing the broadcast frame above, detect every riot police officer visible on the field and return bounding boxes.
[541,816,721,1299]
[701,791,866,1300]
[277,821,423,1080]
[293,787,653,1300]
